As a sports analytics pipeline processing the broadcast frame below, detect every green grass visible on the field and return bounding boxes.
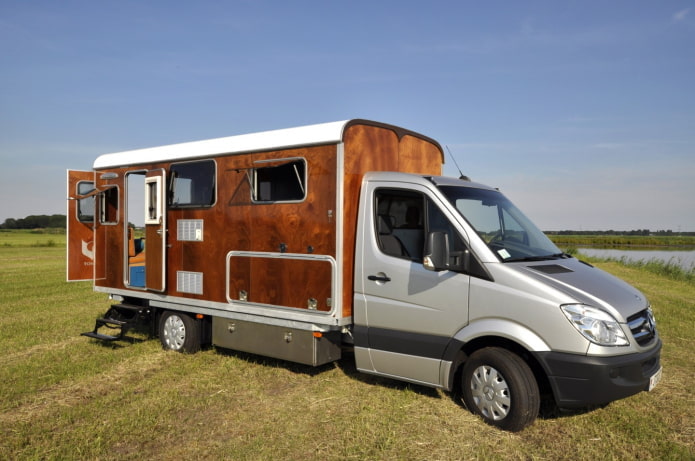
[1,232,693,460]
[589,256,695,284]
[0,228,66,248]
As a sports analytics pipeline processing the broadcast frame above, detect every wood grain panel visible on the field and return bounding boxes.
[340,123,444,318]
[399,134,444,175]
[341,124,399,318]
[166,144,338,304]
[229,257,333,311]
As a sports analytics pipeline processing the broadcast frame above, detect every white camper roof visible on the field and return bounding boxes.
[93,120,351,169]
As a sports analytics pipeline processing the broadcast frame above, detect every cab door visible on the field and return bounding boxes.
[145,169,167,291]
[354,182,472,387]
[66,170,95,281]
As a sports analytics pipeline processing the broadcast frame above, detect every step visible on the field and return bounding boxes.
[82,303,151,343]
[81,331,121,341]
[96,317,129,328]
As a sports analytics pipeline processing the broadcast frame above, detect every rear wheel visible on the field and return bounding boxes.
[158,311,200,353]
[461,347,540,432]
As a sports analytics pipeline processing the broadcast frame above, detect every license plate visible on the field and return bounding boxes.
[648,366,663,391]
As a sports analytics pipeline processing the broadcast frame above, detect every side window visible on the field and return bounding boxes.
[100,187,119,224]
[252,159,306,203]
[76,181,95,223]
[169,160,216,207]
[374,189,425,261]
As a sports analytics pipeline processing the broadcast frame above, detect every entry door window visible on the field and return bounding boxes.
[99,187,119,224]
[76,181,95,223]
[145,176,162,224]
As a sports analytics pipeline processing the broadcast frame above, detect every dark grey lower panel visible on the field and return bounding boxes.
[353,324,451,359]
[212,317,341,367]
[534,340,662,407]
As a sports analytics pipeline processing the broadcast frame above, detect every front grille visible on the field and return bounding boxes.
[627,309,656,346]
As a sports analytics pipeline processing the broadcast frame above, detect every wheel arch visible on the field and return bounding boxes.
[442,320,553,398]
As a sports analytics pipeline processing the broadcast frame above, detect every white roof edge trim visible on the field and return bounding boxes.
[93,120,352,169]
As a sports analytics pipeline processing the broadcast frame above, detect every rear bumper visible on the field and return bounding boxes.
[534,340,662,408]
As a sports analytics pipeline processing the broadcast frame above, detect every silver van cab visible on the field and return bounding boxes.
[353,172,662,431]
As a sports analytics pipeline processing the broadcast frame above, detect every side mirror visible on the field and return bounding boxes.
[424,231,449,271]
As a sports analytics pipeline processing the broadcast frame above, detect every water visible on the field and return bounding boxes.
[577,248,695,271]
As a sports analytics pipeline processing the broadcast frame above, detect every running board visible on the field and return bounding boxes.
[81,303,151,342]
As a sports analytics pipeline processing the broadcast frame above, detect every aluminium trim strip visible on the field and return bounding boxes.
[93,286,353,327]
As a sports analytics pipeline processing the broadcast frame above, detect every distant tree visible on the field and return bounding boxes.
[1,218,18,229]
[0,214,67,229]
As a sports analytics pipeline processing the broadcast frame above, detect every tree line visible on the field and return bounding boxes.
[545,229,695,236]
[1,215,67,229]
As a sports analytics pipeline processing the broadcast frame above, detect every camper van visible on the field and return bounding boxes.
[67,119,661,431]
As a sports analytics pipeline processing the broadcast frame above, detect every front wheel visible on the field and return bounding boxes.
[461,347,540,432]
[158,311,200,353]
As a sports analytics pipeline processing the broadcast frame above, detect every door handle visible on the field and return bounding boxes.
[156,229,163,235]
[368,274,391,283]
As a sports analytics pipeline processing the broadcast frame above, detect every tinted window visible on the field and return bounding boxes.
[169,160,216,207]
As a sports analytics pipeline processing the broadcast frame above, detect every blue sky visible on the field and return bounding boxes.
[1,1,694,231]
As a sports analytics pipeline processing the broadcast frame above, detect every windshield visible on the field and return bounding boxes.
[439,185,563,262]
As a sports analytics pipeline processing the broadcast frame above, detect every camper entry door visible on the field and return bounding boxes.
[144,169,167,291]
[66,169,95,282]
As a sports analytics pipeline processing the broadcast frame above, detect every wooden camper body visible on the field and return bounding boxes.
[68,120,443,352]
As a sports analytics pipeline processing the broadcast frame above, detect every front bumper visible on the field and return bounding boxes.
[534,340,662,408]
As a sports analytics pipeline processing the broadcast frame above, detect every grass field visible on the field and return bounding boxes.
[1,231,693,460]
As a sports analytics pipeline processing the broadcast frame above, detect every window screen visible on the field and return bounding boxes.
[169,160,216,207]
[252,159,306,202]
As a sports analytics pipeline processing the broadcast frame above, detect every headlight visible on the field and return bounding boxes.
[561,304,629,346]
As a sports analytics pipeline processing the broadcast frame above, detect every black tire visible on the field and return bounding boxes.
[158,311,200,353]
[461,347,540,432]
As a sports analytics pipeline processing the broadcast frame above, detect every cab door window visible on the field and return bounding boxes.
[374,188,485,277]
[374,189,425,261]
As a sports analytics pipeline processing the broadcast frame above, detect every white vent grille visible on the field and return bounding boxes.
[177,271,203,294]
[177,220,204,241]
